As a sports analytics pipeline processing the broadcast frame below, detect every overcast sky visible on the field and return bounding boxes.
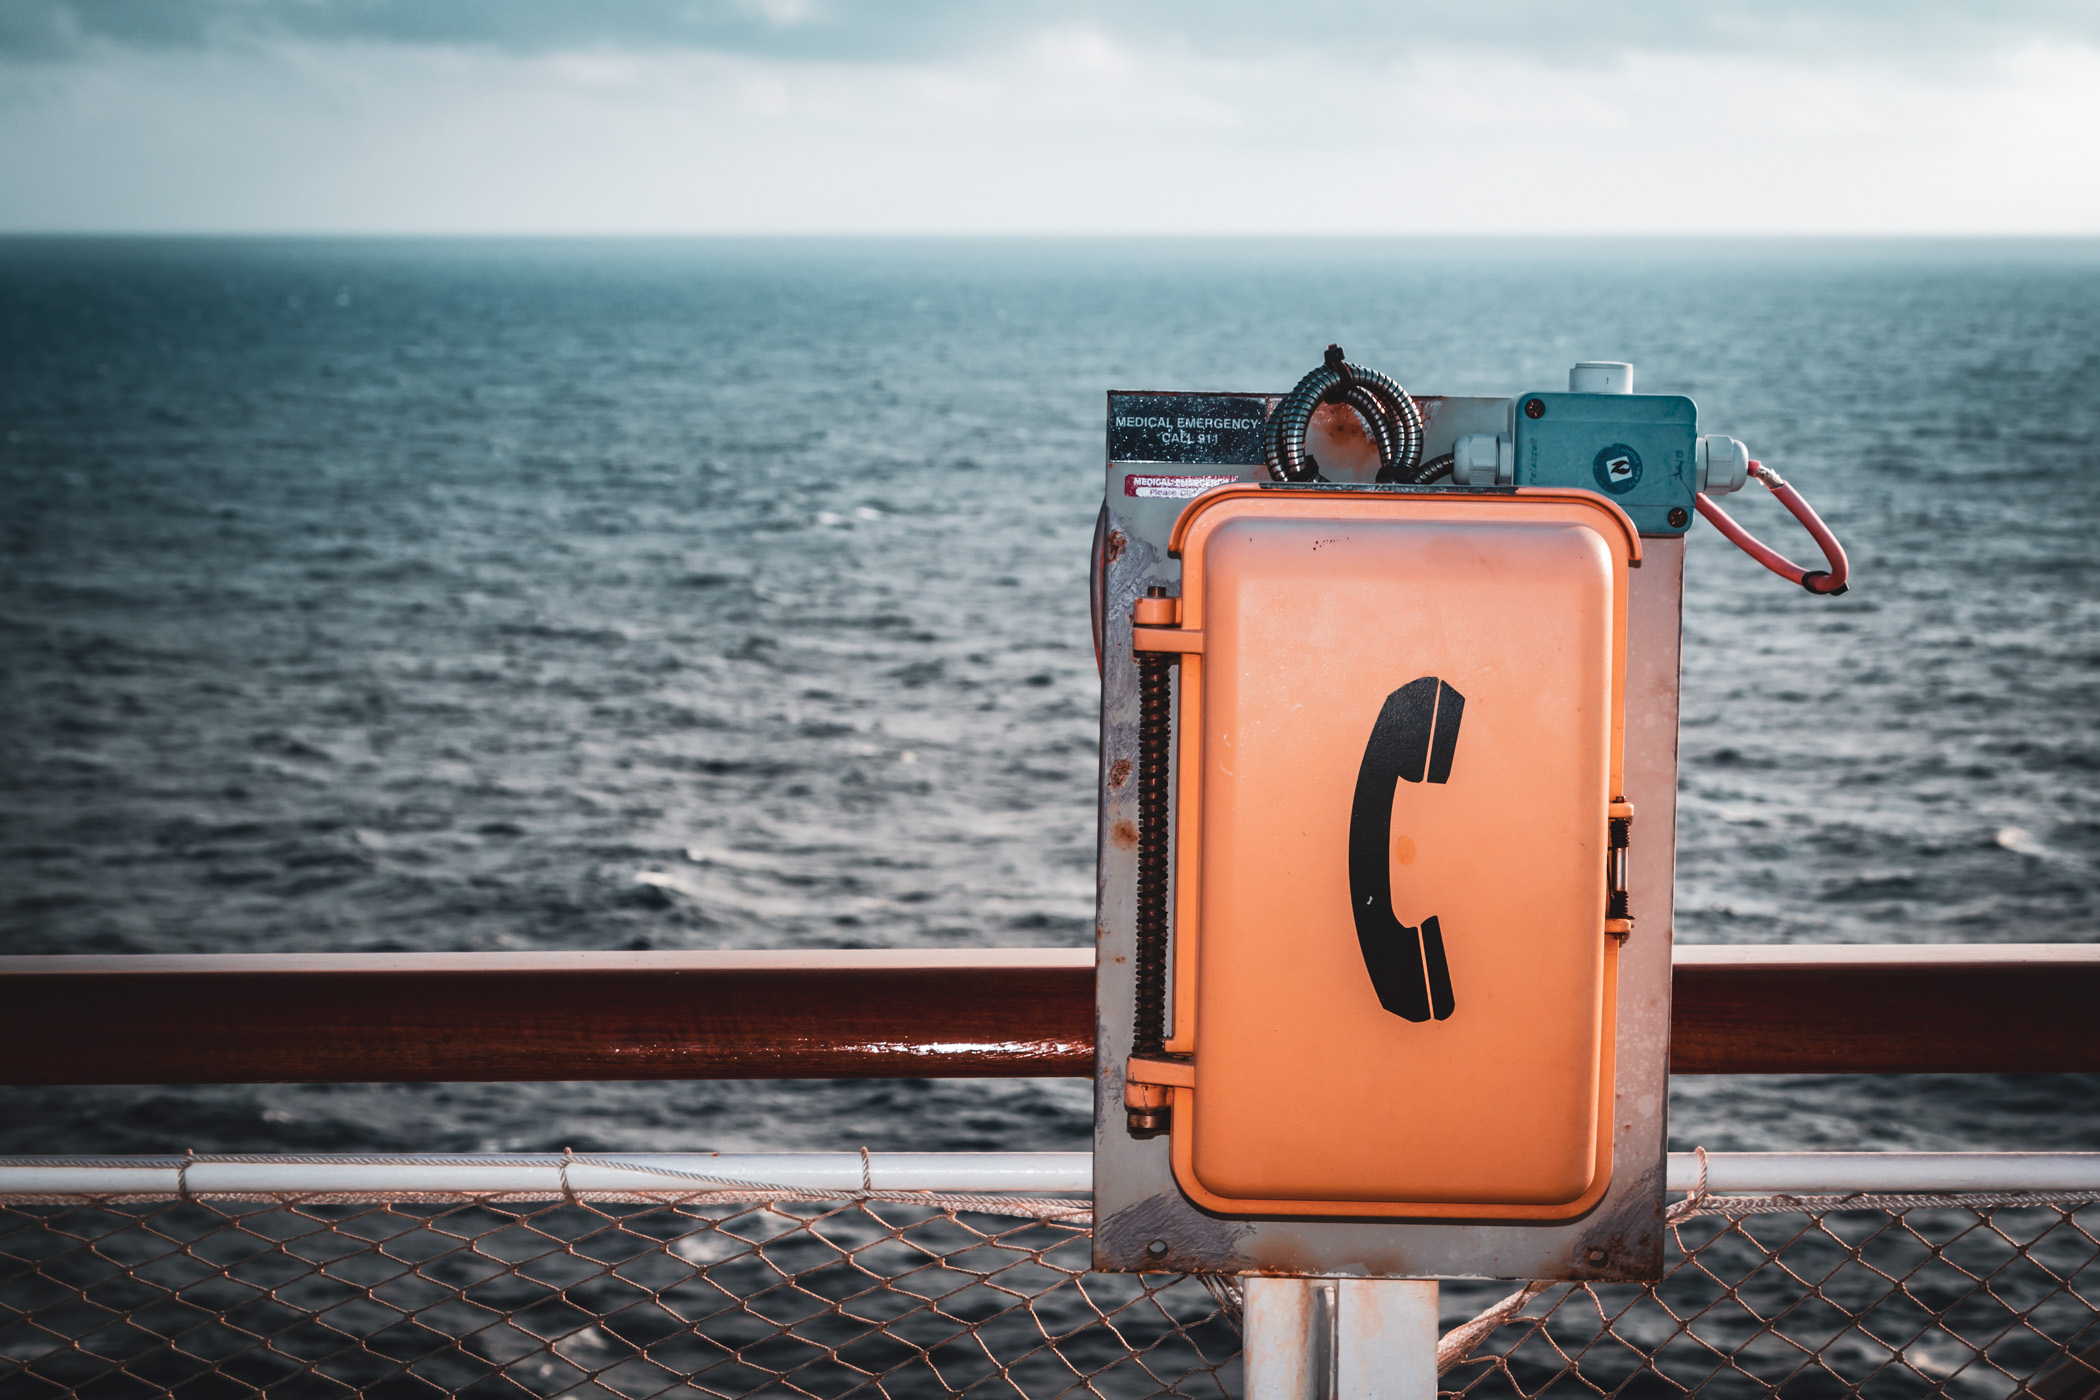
[2,0,2097,235]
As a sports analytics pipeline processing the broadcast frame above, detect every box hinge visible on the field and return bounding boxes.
[1124,1054,1193,1140]
[1131,590,1202,653]
[1126,1054,1195,1089]
[1605,797,1635,939]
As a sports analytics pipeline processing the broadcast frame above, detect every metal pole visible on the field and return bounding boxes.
[1337,1280,1438,1400]
[1244,1277,1329,1400]
[1245,1278,1437,1400]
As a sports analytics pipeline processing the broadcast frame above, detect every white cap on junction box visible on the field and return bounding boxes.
[1569,362,1634,394]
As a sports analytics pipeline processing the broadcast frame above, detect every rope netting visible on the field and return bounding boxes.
[0,1181,1229,1399]
[3,1164,2097,1398]
[1440,1188,2100,1398]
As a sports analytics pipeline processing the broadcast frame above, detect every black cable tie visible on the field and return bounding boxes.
[1320,345,1354,403]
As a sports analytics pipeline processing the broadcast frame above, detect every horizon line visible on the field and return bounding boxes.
[4,229,2099,242]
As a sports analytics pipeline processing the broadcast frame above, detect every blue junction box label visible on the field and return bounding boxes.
[1593,443,1644,494]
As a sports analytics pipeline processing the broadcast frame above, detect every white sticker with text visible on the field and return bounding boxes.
[1124,473,1239,499]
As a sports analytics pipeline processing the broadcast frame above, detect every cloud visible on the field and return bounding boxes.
[2,2,2096,234]
[3,26,2096,236]
[6,0,2099,71]
[7,0,989,62]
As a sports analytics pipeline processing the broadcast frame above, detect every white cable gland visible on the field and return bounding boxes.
[1451,433,1513,485]
[1569,362,1634,394]
[1697,434,1750,495]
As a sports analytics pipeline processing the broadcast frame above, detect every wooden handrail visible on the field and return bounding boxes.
[0,945,2092,1085]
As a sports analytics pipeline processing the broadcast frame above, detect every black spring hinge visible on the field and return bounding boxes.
[1605,797,1635,939]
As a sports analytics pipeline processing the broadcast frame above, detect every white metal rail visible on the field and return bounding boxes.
[3,1150,2097,1199]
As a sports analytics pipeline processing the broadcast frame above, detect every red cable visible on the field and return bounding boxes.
[1693,461,1849,595]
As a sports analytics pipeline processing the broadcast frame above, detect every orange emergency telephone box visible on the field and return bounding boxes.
[1123,486,1640,1220]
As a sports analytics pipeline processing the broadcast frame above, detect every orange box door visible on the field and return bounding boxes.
[1149,488,1637,1220]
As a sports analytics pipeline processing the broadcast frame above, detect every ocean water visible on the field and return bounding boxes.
[1,236,2096,1157]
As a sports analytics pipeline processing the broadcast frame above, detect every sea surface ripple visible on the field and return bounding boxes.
[1,237,2095,1155]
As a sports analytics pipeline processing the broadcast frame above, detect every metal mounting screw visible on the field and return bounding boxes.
[1147,1239,1169,1257]
[1586,1248,1610,1266]
[1523,398,1546,419]
[1668,507,1690,528]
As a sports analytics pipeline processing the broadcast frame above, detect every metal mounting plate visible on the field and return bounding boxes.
[1091,390,1679,1281]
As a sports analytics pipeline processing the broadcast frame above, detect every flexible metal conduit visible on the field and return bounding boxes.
[1266,345,1428,485]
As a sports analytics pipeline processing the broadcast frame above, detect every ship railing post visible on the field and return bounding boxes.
[1244,1276,1437,1400]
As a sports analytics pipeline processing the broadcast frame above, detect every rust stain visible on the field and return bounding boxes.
[1108,757,1132,789]
[1111,820,1138,850]
[1569,1162,1667,1281]
[1104,530,1127,563]
[1309,401,1370,447]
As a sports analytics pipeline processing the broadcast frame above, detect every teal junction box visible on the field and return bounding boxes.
[1513,392,1698,536]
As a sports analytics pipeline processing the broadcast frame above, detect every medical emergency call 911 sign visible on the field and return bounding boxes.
[1108,393,1272,466]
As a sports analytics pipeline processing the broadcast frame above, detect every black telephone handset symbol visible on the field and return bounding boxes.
[1347,677,1464,1022]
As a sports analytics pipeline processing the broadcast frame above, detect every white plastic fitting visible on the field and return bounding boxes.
[1450,433,1514,486]
[1569,362,1634,394]
[1697,434,1750,495]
